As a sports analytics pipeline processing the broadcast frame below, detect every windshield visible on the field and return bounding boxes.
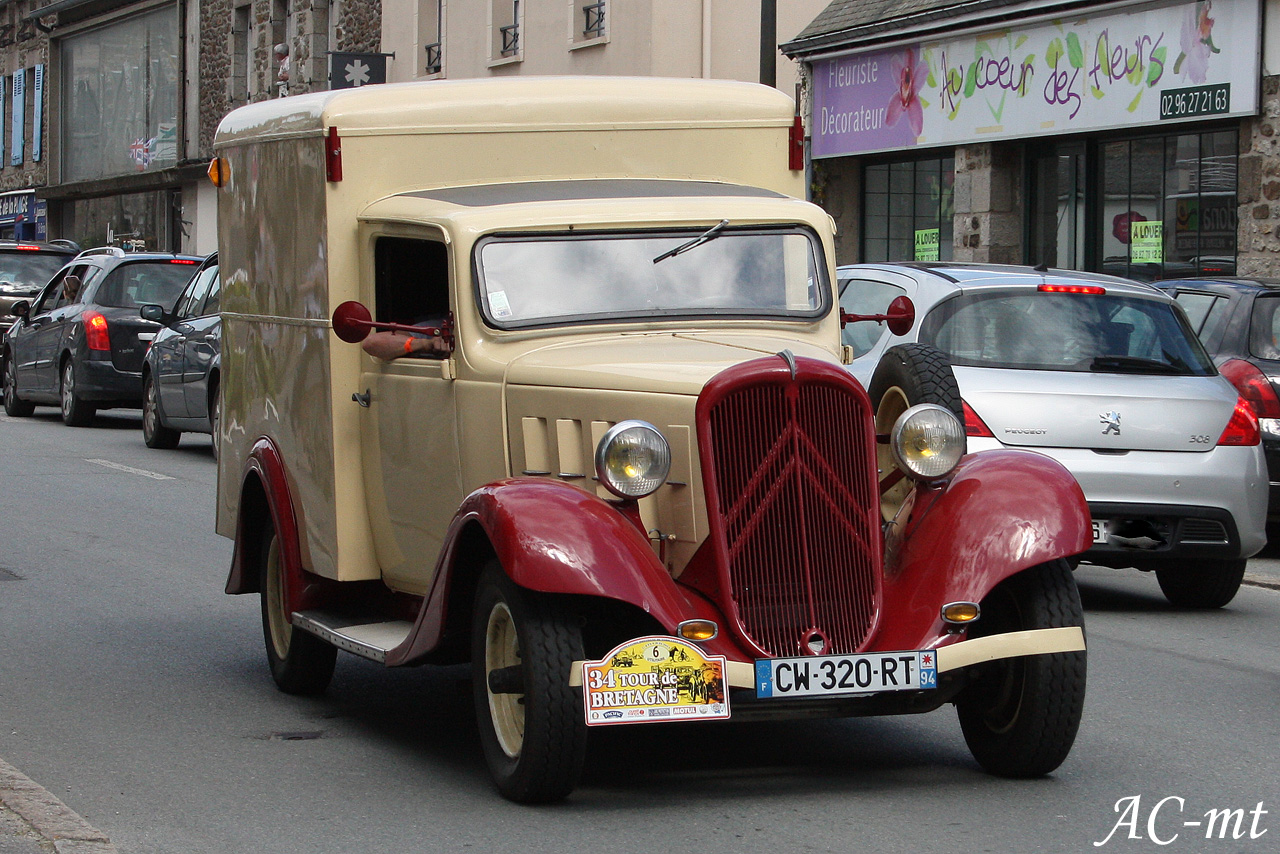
[94,262,200,310]
[919,290,1215,376]
[475,227,827,328]
[0,252,70,290]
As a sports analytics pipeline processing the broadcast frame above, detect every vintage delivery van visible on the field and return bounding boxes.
[212,76,1092,803]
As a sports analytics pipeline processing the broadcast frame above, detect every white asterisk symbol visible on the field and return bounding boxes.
[345,60,371,87]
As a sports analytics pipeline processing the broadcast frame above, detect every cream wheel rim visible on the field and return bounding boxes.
[484,601,524,759]
[265,537,291,659]
[876,385,913,523]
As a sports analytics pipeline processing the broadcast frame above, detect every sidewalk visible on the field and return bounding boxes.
[0,803,50,854]
[0,759,114,854]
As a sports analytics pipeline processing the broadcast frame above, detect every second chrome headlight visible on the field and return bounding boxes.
[594,420,671,499]
[890,403,965,481]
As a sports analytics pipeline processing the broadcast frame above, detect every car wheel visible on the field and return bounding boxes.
[3,357,34,417]
[209,381,220,461]
[59,359,96,427]
[866,343,964,521]
[142,373,181,449]
[1155,558,1246,609]
[955,558,1086,778]
[472,561,587,804]
[259,520,337,695]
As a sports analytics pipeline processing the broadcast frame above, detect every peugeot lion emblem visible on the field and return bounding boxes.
[1100,411,1121,436]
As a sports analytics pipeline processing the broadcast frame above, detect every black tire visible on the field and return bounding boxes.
[3,357,34,417]
[209,381,220,461]
[866,343,964,520]
[59,359,96,427]
[1155,558,1246,609]
[142,373,181,449]
[472,561,587,804]
[955,559,1087,778]
[259,521,336,696]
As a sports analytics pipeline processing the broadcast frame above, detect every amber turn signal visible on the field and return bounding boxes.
[677,620,718,641]
[941,601,980,625]
[207,157,228,187]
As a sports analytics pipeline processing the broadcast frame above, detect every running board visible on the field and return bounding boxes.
[291,610,413,664]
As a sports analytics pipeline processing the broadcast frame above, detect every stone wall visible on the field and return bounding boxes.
[1237,75,1280,277]
[198,0,232,156]
[0,2,49,193]
[952,142,1022,265]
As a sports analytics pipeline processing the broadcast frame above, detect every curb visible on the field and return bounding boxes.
[1243,573,1280,591]
[0,759,116,854]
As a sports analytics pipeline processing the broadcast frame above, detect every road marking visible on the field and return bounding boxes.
[84,459,175,480]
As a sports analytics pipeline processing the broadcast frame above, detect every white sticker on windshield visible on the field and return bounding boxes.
[488,289,513,319]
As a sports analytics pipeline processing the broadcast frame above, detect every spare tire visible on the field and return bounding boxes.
[866,343,965,522]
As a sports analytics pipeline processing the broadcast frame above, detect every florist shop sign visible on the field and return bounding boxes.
[810,0,1258,159]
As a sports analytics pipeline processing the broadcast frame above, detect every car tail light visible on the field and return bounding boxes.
[962,400,995,437]
[83,311,110,351]
[169,259,198,265]
[1217,396,1260,446]
[15,244,40,251]
[1218,358,1280,418]
[1038,284,1106,295]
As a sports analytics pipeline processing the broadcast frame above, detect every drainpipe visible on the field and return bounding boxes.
[760,0,776,87]
[702,0,712,78]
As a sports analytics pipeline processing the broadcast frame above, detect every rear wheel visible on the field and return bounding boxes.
[866,343,964,521]
[955,559,1087,777]
[1155,558,1246,609]
[59,359,95,427]
[472,562,587,803]
[142,373,180,449]
[3,357,34,417]
[259,521,336,695]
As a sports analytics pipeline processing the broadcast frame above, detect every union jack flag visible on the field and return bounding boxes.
[129,137,156,169]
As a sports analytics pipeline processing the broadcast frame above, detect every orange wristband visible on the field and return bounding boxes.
[404,336,414,354]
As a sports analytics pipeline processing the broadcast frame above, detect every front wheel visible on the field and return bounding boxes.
[60,359,95,427]
[955,559,1086,778]
[4,357,34,417]
[259,522,336,695]
[142,373,181,449]
[472,562,587,803]
[1155,558,1246,609]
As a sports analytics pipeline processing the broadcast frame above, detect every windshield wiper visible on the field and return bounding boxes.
[653,220,729,264]
[1088,355,1181,374]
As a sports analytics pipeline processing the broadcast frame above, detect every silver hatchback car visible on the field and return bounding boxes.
[841,263,1267,608]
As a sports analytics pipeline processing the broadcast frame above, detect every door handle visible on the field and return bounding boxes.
[352,388,371,407]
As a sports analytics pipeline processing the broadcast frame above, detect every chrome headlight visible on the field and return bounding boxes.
[890,404,965,481]
[594,420,671,499]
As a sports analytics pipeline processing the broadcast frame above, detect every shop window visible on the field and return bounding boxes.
[60,6,180,183]
[862,157,954,263]
[1027,143,1086,270]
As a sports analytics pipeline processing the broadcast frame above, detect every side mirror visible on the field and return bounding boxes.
[331,300,373,343]
[840,294,916,336]
[10,300,28,319]
[140,304,166,323]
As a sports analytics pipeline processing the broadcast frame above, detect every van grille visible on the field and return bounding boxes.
[697,356,881,658]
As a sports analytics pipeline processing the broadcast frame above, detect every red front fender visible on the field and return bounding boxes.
[873,449,1091,651]
[386,479,725,666]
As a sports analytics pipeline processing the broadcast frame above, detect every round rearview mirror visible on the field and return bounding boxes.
[886,295,915,336]
[331,300,373,343]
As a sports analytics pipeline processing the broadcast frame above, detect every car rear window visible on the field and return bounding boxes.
[919,289,1215,375]
[94,262,199,309]
[1247,294,1280,360]
[0,251,71,289]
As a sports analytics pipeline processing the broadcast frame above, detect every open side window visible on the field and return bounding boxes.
[373,235,450,359]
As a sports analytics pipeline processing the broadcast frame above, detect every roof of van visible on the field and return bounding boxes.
[214,76,797,145]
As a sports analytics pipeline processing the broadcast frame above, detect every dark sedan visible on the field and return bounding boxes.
[3,247,203,425]
[1156,277,1280,520]
[140,253,220,453]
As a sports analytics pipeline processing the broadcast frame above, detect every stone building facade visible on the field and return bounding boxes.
[0,2,51,239]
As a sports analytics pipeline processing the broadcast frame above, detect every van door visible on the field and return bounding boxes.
[357,233,463,595]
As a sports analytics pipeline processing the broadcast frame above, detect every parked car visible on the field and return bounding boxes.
[139,252,220,453]
[2,247,203,425]
[1154,276,1280,522]
[840,262,1268,609]
[0,239,79,338]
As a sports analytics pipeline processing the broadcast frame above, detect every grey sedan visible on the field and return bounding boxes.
[841,262,1268,608]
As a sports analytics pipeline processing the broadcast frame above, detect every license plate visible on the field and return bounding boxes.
[1092,518,1109,544]
[755,650,937,699]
